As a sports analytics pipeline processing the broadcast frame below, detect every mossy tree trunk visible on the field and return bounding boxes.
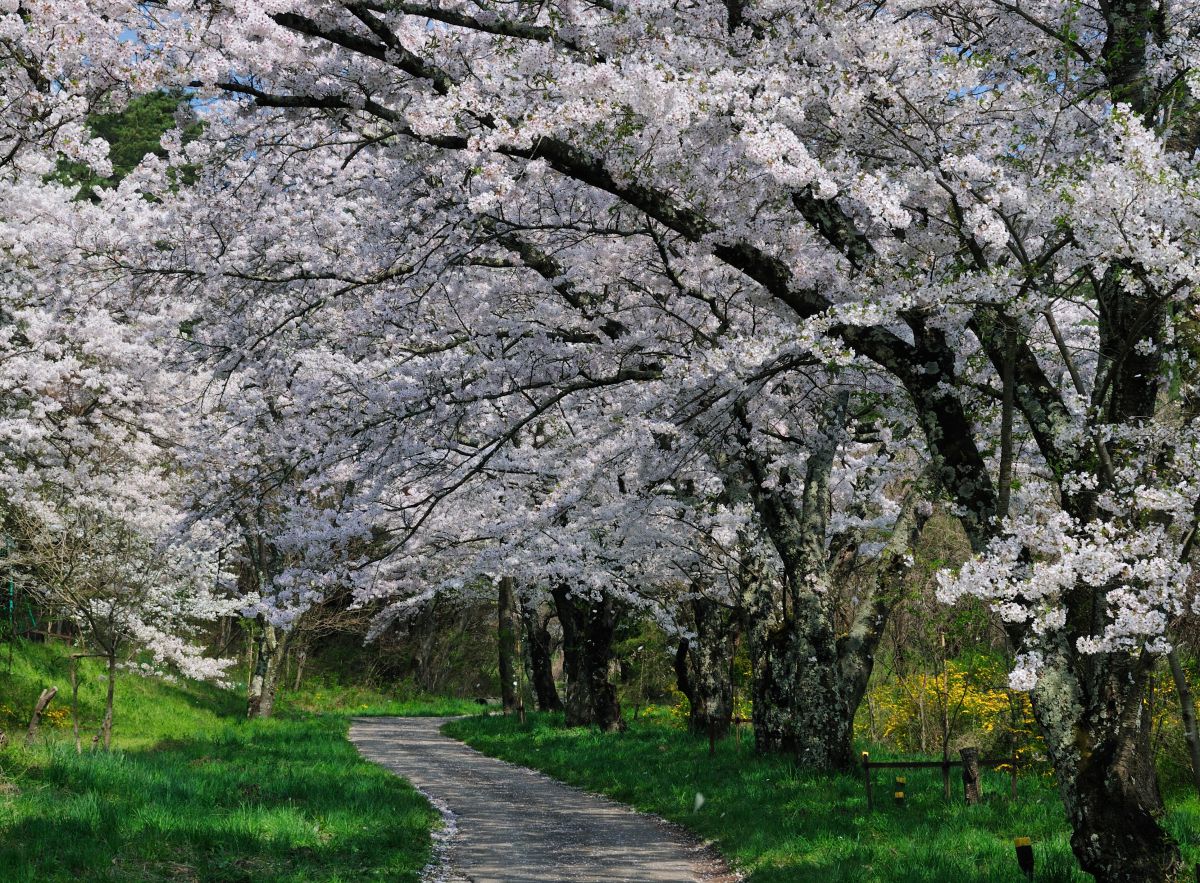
[1030,643,1180,881]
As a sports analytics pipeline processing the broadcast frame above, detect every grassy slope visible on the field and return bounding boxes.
[445,712,1200,883]
[0,641,438,882]
[275,678,484,718]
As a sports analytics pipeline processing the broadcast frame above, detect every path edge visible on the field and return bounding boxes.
[348,716,464,883]
[433,716,744,883]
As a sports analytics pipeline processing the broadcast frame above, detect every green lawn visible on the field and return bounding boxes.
[444,712,1200,883]
[0,641,438,882]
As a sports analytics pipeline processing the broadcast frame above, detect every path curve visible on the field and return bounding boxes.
[349,716,738,883]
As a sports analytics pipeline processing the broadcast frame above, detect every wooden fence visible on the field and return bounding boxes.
[861,748,1037,809]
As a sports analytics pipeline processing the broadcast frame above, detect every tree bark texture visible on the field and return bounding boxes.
[735,395,929,772]
[552,586,624,732]
[960,747,982,805]
[25,685,57,745]
[1030,643,1181,882]
[498,576,520,714]
[247,618,289,719]
[523,601,562,712]
[676,596,738,738]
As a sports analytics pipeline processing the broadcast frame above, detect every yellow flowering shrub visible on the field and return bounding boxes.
[861,657,1041,759]
[41,707,70,728]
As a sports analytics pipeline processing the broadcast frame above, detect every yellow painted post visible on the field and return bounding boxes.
[1014,837,1034,880]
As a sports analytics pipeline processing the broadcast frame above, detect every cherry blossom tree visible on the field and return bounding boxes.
[0,5,236,739]
[33,1,1200,877]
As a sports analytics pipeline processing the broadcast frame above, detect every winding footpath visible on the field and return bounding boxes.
[349,716,738,883]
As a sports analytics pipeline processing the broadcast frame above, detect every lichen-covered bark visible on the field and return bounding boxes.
[734,394,851,766]
[552,585,624,732]
[1031,644,1181,882]
[732,395,928,771]
[835,482,930,757]
[745,585,852,767]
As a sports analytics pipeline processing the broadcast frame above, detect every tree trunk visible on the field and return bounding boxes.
[674,637,694,713]
[25,686,57,746]
[1026,265,1180,880]
[100,651,115,750]
[1031,643,1182,882]
[960,747,982,805]
[261,628,288,718]
[71,655,81,754]
[1167,648,1200,798]
[679,596,737,738]
[523,601,562,712]
[735,392,857,769]
[247,618,288,718]
[292,645,307,691]
[498,576,520,714]
[551,586,624,732]
[744,582,851,767]
[736,417,929,770]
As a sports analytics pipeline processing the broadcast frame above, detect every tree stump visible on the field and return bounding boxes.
[25,686,58,745]
[960,747,982,805]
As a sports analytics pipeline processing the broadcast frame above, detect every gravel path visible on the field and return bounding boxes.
[349,716,738,883]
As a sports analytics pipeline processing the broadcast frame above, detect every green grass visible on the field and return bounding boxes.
[275,677,486,718]
[444,712,1200,883]
[0,640,438,882]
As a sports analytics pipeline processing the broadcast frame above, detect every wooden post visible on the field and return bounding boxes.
[862,752,873,810]
[960,747,982,805]
[894,776,906,806]
[71,654,81,754]
[1014,837,1034,880]
[25,686,57,745]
